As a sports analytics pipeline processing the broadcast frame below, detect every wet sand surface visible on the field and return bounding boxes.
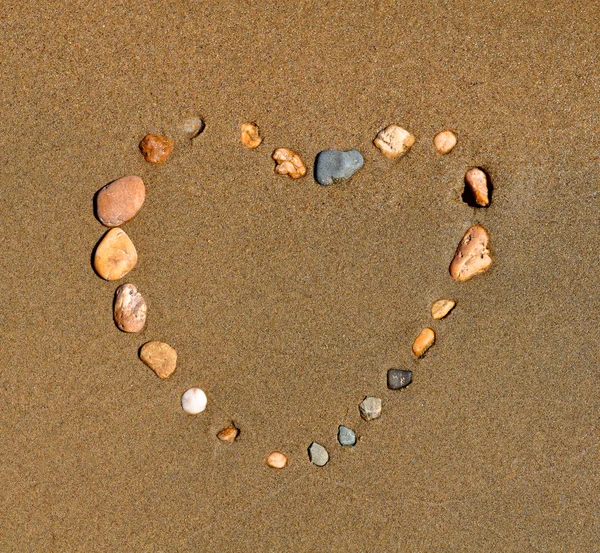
[1,2,599,551]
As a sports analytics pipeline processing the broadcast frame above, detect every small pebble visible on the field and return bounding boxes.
[139,134,173,163]
[272,148,307,179]
[412,328,435,358]
[181,388,207,415]
[266,451,288,469]
[387,369,413,390]
[314,149,364,185]
[449,225,492,281]
[431,299,456,320]
[139,340,177,379]
[217,424,239,442]
[307,442,329,466]
[373,125,415,158]
[464,167,490,206]
[95,175,146,228]
[241,123,262,149]
[337,426,356,447]
[93,228,138,281]
[113,283,147,333]
[359,396,382,421]
[183,117,205,140]
[433,130,458,154]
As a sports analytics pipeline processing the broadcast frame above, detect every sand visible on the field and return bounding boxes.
[1,1,599,551]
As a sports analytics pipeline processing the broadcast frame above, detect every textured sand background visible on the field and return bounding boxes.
[1,1,599,551]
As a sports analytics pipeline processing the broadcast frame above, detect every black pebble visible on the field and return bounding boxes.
[387,369,413,390]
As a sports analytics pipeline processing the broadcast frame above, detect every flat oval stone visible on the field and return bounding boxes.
[314,149,364,185]
[308,442,329,466]
[113,283,146,332]
[337,425,356,447]
[93,228,138,281]
[139,341,177,379]
[387,369,413,390]
[95,176,146,227]
[412,328,435,357]
[431,298,456,320]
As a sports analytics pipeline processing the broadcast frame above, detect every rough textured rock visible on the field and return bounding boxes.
[266,451,288,469]
[93,228,138,281]
[308,442,329,466]
[241,123,261,148]
[217,425,239,442]
[373,125,415,158]
[431,298,456,320]
[464,168,490,206]
[387,369,413,390]
[139,340,177,379]
[337,426,356,446]
[139,134,173,163]
[412,328,435,358]
[95,176,146,228]
[449,225,492,281]
[314,149,364,185]
[272,148,306,179]
[113,284,146,333]
[359,397,382,421]
[433,130,458,154]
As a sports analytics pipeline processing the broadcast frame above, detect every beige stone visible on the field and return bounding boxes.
[449,225,492,281]
[431,299,456,320]
[93,228,138,281]
[266,451,288,469]
[412,328,435,357]
[373,125,415,158]
[272,148,307,179]
[95,176,146,228]
[139,134,173,163]
[217,425,239,442]
[113,284,147,333]
[465,168,490,206]
[241,123,261,148]
[139,341,177,379]
[433,130,457,154]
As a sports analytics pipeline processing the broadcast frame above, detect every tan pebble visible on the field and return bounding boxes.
[93,228,138,281]
[433,130,458,154]
[266,451,288,469]
[241,123,262,148]
[412,328,435,358]
[449,225,492,281]
[139,134,173,163]
[431,299,456,320]
[272,148,307,179]
[139,341,177,379]
[373,125,415,158]
[113,284,147,332]
[464,168,490,206]
[217,425,239,442]
[95,176,146,228]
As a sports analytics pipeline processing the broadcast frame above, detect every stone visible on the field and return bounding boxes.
[412,328,435,358]
[387,369,413,390]
[241,123,261,149]
[307,442,329,466]
[373,125,415,158]
[433,130,458,154]
[314,149,364,185]
[93,228,138,281]
[139,340,177,379]
[272,148,307,179]
[449,225,492,281]
[95,176,146,228]
[337,426,356,447]
[359,396,382,421]
[431,298,456,320]
[181,388,207,414]
[464,168,490,206]
[113,284,147,333]
[139,134,173,163]
[183,117,205,140]
[217,425,239,442]
[266,451,288,469]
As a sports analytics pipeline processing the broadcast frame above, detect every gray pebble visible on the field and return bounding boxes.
[314,149,364,185]
[308,442,329,466]
[183,117,205,140]
[338,425,357,447]
[359,396,382,421]
[387,369,413,390]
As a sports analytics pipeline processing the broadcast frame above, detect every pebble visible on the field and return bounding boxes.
[181,388,207,415]
[93,228,138,281]
[308,442,329,466]
[433,130,458,154]
[139,134,173,163]
[412,328,435,358]
[183,117,205,140]
[387,369,413,390]
[449,225,492,281]
[113,283,147,333]
[272,148,307,179]
[95,176,146,228]
[241,123,262,149]
[139,340,177,379]
[217,424,239,442]
[314,149,364,185]
[431,298,456,320]
[373,125,415,158]
[464,167,490,206]
[337,426,356,447]
[359,396,382,421]
[266,451,288,469]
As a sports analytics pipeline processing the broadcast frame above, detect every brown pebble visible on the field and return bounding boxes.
[449,225,492,281]
[373,125,415,158]
[139,341,177,379]
[93,228,138,281]
[241,123,262,149]
[266,451,288,469]
[113,284,147,332]
[433,130,458,154]
[139,134,173,163]
[217,425,239,442]
[95,176,146,228]
[412,328,435,357]
[272,148,307,179]
[464,168,490,206]
[431,299,456,320]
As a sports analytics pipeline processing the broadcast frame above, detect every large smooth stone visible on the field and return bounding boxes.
[314,149,364,185]
[93,228,138,281]
[95,176,146,228]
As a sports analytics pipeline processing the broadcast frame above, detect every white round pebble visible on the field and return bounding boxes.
[181,388,207,414]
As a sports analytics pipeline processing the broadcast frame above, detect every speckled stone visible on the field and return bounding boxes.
[314,149,364,185]
[308,442,329,466]
[387,369,413,390]
[337,426,356,447]
[359,396,382,421]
